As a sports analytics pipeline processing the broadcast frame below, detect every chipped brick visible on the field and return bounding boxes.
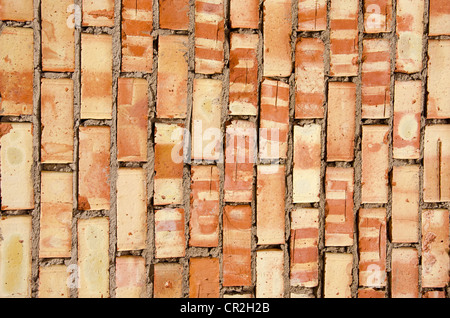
[364,0,393,33]
[230,0,259,29]
[298,0,327,31]
[115,256,146,298]
[38,265,69,298]
[154,263,183,298]
[324,253,353,298]
[155,208,185,258]
[391,248,419,298]
[160,0,189,30]
[256,249,284,298]
[82,0,114,27]
[189,257,220,298]
[427,40,450,119]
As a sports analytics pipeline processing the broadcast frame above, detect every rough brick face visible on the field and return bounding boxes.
[159,0,189,30]
[324,253,352,298]
[256,249,284,298]
[298,0,327,31]
[230,0,259,29]
[38,265,69,298]
[82,0,114,27]
[427,40,450,119]
[363,0,393,33]
[429,0,450,36]
[155,208,185,258]
[0,0,33,21]
[116,256,146,298]
[154,263,183,298]
[391,248,419,298]
[189,257,220,298]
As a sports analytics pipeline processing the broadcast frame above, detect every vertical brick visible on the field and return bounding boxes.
[117,168,147,251]
[189,165,220,247]
[395,0,424,74]
[263,0,292,77]
[298,0,327,31]
[115,256,146,298]
[189,257,220,298]
[154,123,184,205]
[290,208,319,288]
[77,218,109,298]
[295,38,325,119]
[427,40,450,119]
[230,0,259,29]
[154,263,183,298]
[82,0,114,27]
[391,248,419,298]
[324,253,352,298]
[423,291,446,298]
[256,165,285,245]
[325,167,354,247]
[330,0,359,76]
[259,79,289,160]
[392,166,419,243]
[192,78,222,161]
[40,171,73,258]
[256,249,284,298]
[0,27,33,115]
[78,126,110,211]
[0,215,32,298]
[429,0,450,35]
[223,205,252,287]
[157,35,188,118]
[121,0,153,73]
[81,34,113,119]
[195,0,225,74]
[327,82,356,161]
[363,0,393,33]
[361,125,389,204]
[38,265,69,298]
[358,208,387,287]
[229,33,259,116]
[159,0,189,30]
[117,78,148,162]
[0,122,34,210]
[358,288,385,298]
[42,0,75,72]
[422,209,449,288]
[0,0,33,21]
[293,124,321,203]
[155,208,185,258]
[41,78,74,163]
[393,81,421,159]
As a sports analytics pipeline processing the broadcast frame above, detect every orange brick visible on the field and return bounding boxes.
[0,0,33,21]
[330,0,359,76]
[290,208,319,288]
[41,78,74,163]
[298,0,326,31]
[391,248,419,298]
[195,0,225,74]
[0,215,32,298]
[256,165,285,245]
[38,265,69,298]
[422,209,449,288]
[115,256,146,298]
[0,122,34,211]
[189,165,220,247]
[189,257,220,298]
[155,208,185,258]
[392,166,419,243]
[77,217,110,298]
[230,0,259,29]
[81,34,113,119]
[154,263,183,298]
[117,78,148,162]
[393,81,421,159]
[427,40,450,119]
[157,35,188,118]
[223,205,252,287]
[325,167,354,247]
[295,38,325,119]
[429,0,450,35]
[42,0,75,72]
[39,171,73,258]
[359,208,387,287]
[160,0,189,30]
[358,288,385,298]
[256,249,284,298]
[229,33,259,116]
[395,0,424,74]
[82,0,114,27]
[78,126,110,211]
[293,124,321,203]
[121,0,153,73]
[324,253,352,298]
[0,27,33,115]
[363,0,393,33]
[327,82,356,161]
[259,79,289,160]
[361,125,389,204]
[263,0,292,77]
[423,291,446,298]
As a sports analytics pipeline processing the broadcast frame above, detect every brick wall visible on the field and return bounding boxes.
[0,0,449,298]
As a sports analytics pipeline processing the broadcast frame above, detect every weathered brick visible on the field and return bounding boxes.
[230,0,259,29]
[363,0,393,33]
[0,0,33,21]
[115,256,146,298]
[160,0,189,30]
[423,290,446,298]
[155,208,185,258]
[358,288,385,298]
[324,253,353,298]
[427,40,450,119]
[38,265,69,298]
[256,249,284,298]
[189,257,220,298]
[429,0,450,36]
[391,248,419,298]
[298,0,327,31]
[154,263,183,298]
[82,0,114,27]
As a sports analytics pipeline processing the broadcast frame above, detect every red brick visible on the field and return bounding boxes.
[327,82,356,161]
[230,0,259,29]
[115,256,146,298]
[427,40,450,119]
[324,253,353,298]
[423,291,446,298]
[429,0,450,36]
[160,0,189,30]
[223,205,252,287]
[256,249,284,298]
[155,208,185,258]
[391,248,419,298]
[295,38,325,119]
[189,257,220,298]
[117,78,148,162]
[358,288,385,298]
[298,0,327,31]
[263,0,292,77]
[154,263,183,298]
[0,0,33,21]
[0,27,34,115]
[38,265,69,298]
[364,0,393,33]
[82,0,114,27]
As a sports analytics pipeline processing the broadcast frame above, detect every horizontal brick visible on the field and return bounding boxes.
[189,257,220,298]
[324,253,353,298]
[0,27,33,115]
[0,215,32,297]
[256,249,284,298]
[154,263,183,298]
[41,78,74,163]
[422,209,449,288]
[429,0,450,35]
[293,124,321,203]
[0,122,34,210]
[82,0,114,27]
[298,0,327,31]
[0,0,33,21]
[38,265,69,298]
[427,40,450,119]
[327,82,356,161]
[256,165,285,245]
[160,0,189,30]
[115,256,146,298]
[230,0,259,29]
[423,291,446,298]
[263,0,292,77]
[391,248,419,298]
[155,208,185,258]
[39,171,73,258]
[358,288,385,298]
[363,0,393,33]
[223,205,252,287]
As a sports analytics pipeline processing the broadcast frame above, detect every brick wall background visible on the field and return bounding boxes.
[0,0,449,298]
